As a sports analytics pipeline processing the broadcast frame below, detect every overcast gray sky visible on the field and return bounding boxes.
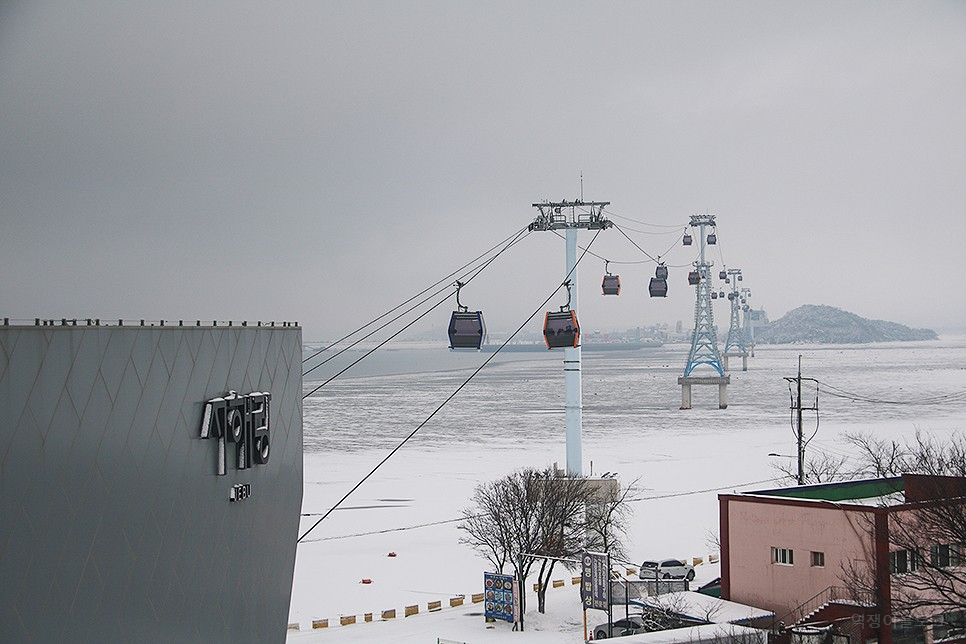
[2,1,965,341]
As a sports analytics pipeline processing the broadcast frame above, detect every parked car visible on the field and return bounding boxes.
[592,615,647,639]
[638,558,695,581]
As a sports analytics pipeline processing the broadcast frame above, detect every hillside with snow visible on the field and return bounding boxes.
[756,305,937,344]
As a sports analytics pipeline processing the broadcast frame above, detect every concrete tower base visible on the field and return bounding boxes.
[678,375,731,409]
[723,353,749,372]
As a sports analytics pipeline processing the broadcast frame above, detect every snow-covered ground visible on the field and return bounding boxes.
[289,338,966,641]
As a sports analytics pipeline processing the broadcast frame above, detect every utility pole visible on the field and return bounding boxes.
[783,356,818,485]
[529,200,612,477]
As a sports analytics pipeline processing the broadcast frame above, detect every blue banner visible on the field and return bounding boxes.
[484,572,516,623]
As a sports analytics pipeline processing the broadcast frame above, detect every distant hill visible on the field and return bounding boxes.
[756,305,938,344]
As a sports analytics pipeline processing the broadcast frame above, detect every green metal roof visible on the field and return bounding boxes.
[748,477,904,502]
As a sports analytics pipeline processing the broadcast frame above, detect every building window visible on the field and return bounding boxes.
[934,611,965,642]
[931,543,963,569]
[890,548,919,574]
[810,551,825,567]
[771,547,794,565]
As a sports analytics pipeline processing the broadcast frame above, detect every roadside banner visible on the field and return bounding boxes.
[484,572,515,623]
[580,551,609,611]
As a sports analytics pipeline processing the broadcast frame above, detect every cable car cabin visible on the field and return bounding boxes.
[737,274,743,281]
[682,234,693,246]
[543,310,579,349]
[655,264,669,280]
[728,292,735,300]
[719,270,727,280]
[707,233,717,245]
[448,311,486,350]
[601,274,621,296]
[688,271,700,285]
[719,290,725,298]
[711,291,718,299]
[648,277,668,298]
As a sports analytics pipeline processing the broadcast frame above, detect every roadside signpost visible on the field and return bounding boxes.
[484,572,516,624]
[581,551,612,639]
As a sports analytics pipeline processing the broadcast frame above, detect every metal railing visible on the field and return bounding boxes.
[776,585,875,628]
[1,318,298,328]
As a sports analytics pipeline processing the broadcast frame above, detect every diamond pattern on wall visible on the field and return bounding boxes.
[0,325,303,644]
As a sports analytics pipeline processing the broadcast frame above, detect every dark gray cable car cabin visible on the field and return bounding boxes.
[719,290,725,298]
[707,233,717,245]
[648,277,668,298]
[682,234,693,246]
[711,291,718,299]
[719,270,727,280]
[601,274,621,296]
[688,271,700,285]
[448,311,486,350]
[543,310,579,349]
[655,264,669,280]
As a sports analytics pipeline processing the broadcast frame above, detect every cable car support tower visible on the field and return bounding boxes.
[678,214,730,409]
[723,268,749,372]
[740,287,755,358]
[529,200,612,476]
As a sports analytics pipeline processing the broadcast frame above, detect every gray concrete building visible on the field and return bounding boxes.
[0,320,303,643]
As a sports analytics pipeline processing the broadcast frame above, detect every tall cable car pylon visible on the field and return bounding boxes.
[723,268,749,371]
[529,199,611,476]
[679,214,730,409]
[740,287,755,358]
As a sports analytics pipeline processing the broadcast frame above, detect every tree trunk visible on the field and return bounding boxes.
[536,559,556,613]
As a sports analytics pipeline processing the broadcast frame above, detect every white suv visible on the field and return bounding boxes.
[639,558,695,581]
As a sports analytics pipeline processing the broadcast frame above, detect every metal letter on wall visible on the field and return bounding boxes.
[200,391,271,475]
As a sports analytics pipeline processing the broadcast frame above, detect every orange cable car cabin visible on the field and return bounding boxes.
[543,310,579,349]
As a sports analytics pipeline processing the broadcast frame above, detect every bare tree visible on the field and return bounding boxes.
[584,477,641,564]
[838,432,966,621]
[771,450,852,485]
[459,467,634,614]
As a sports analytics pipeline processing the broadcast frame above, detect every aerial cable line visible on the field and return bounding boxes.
[301,287,456,398]
[302,227,531,378]
[302,226,530,366]
[296,228,605,544]
[555,222,685,268]
[600,208,685,229]
[302,227,529,390]
[298,474,782,544]
[550,230,651,266]
[611,222,685,265]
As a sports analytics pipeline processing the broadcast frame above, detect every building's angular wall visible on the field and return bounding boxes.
[0,324,303,643]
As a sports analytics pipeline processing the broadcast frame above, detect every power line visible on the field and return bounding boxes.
[297,476,783,544]
[816,380,966,406]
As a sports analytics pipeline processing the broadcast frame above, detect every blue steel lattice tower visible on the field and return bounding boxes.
[723,269,746,355]
[678,214,730,409]
[683,214,724,377]
[740,287,755,357]
[722,268,749,372]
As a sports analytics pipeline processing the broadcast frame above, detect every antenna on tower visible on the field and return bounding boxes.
[579,172,584,201]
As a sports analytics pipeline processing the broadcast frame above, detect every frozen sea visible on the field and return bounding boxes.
[290,337,966,639]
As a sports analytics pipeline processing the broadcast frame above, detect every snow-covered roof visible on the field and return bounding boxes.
[618,622,766,644]
[633,591,774,624]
